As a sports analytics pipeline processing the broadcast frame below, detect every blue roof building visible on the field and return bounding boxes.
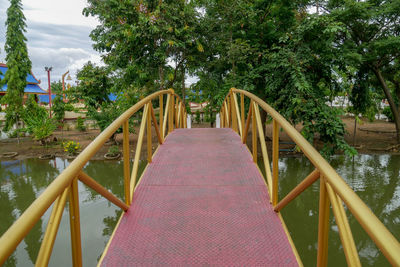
[0,62,48,95]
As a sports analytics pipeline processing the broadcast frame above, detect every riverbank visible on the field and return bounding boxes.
[0,117,398,161]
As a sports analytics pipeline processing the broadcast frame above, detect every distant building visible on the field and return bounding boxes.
[0,62,48,102]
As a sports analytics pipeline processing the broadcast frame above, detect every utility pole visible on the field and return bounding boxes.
[45,66,53,117]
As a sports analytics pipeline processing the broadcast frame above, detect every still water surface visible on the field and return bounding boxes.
[0,155,399,266]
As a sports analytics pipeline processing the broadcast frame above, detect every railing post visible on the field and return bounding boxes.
[162,94,170,140]
[36,188,70,267]
[326,183,361,267]
[242,100,253,144]
[253,102,273,198]
[233,92,242,137]
[147,103,152,163]
[230,90,238,133]
[221,108,224,128]
[168,91,174,133]
[272,119,279,206]
[130,103,149,199]
[69,177,82,267]
[317,176,330,267]
[241,93,245,132]
[159,94,163,137]
[122,120,131,205]
[252,102,257,163]
[227,95,231,128]
[224,101,229,127]
[175,100,179,128]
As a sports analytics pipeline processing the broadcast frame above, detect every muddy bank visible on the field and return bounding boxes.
[0,117,398,161]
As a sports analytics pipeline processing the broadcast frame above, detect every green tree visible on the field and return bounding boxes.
[325,0,400,142]
[50,80,63,94]
[83,0,202,99]
[0,0,32,133]
[196,1,355,155]
[72,61,112,108]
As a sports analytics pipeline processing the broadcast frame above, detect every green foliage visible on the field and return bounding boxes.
[23,113,56,144]
[383,106,394,122]
[1,0,32,132]
[63,140,81,155]
[83,0,202,96]
[195,110,201,124]
[7,128,26,138]
[80,0,400,152]
[76,117,86,132]
[21,96,55,144]
[50,81,63,93]
[23,95,48,122]
[52,94,66,122]
[108,145,120,155]
[72,62,112,108]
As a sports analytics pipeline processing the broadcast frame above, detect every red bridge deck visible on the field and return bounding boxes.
[100,128,299,266]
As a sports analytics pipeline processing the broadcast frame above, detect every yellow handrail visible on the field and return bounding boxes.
[220,88,400,266]
[0,89,187,266]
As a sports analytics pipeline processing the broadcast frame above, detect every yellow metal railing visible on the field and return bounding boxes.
[0,89,187,266]
[220,88,400,266]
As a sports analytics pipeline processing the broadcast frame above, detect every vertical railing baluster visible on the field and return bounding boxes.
[242,100,253,144]
[162,94,170,140]
[123,120,130,205]
[231,91,238,133]
[227,95,231,128]
[150,104,163,145]
[317,176,330,267]
[241,93,244,132]
[176,102,181,129]
[272,119,280,206]
[69,177,82,267]
[130,103,149,198]
[159,94,163,137]
[326,183,361,266]
[233,92,242,137]
[169,92,174,133]
[224,101,229,127]
[147,103,152,163]
[252,102,257,163]
[253,102,273,198]
[36,188,70,266]
[174,99,177,129]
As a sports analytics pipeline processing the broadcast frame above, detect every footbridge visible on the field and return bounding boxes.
[0,89,399,266]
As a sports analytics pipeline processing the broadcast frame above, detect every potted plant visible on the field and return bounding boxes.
[104,145,121,160]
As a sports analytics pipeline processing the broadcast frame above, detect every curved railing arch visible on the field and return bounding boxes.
[0,89,187,266]
[220,88,400,266]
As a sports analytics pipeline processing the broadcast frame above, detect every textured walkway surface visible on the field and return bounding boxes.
[100,128,298,266]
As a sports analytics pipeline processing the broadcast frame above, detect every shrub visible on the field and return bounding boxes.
[108,145,120,155]
[383,106,394,122]
[76,117,86,131]
[195,110,201,124]
[22,102,56,145]
[23,114,56,144]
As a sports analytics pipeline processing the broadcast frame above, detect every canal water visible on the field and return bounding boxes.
[0,155,399,266]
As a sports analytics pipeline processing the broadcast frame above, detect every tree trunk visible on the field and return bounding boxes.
[181,65,186,105]
[353,116,357,146]
[372,67,400,143]
[159,66,164,91]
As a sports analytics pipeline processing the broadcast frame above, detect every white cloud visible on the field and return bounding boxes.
[23,0,99,27]
[0,0,102,89]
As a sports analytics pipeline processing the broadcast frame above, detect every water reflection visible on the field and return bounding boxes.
[277,154,400,266]
[1,155,398,266]
[0,158,146,267]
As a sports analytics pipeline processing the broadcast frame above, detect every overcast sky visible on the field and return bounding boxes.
[0,0,101,90]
